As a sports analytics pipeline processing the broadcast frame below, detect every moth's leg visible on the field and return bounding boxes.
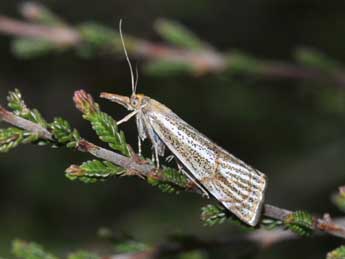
[138,136,142,157]
[154,144,160,169]
[149,144,160,169]
[143,121,160,168]
[136,116,147,157]
[117,110,138,125]
[149,145,160,169]
[176,162,183,171]
[140,114,164,169]
[165,154,175,163]
[177,163,210,198]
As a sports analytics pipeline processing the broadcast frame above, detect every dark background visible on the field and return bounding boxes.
[1,0,345,258]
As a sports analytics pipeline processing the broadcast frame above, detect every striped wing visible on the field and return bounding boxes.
[145,109,267,226]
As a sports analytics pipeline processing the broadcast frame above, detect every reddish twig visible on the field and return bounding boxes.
[264,204,345,238]
[1,10,345,84]
[0,106,53,140]
[0,15,80,46]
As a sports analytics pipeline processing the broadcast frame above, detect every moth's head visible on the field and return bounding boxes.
[100,92,149,111]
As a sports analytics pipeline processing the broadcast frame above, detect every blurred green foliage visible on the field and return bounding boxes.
[327,246,345,259]
[332,187,345,213]
[12,240,58,259]
[154,19,208,50]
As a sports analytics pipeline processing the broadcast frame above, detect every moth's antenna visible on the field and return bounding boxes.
[134,64,139,94]
[119,19,135,94]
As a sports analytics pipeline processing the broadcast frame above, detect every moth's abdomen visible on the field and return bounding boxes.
[146,108,267,226]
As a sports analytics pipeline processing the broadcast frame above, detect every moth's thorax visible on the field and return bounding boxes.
[139,96,172,114]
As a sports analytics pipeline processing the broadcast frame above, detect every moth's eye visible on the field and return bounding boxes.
[131,98,139,106]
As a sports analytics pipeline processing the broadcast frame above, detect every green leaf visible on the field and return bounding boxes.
[50,118,81,148]
[67,251,98,259]
[332,186,345,213]
[147,177,178,193]
[77,23,121,58]
[295,48,342,72]
[200,204,252,229]
[7,89,47,127]
[12,240,58,259]
[155,19,207,50]
[178,250,207,259]
[0,127,39,153]
[89,112,129,155]
[260,218,283,230]
[145,59,195,77]
[327,246,345,259]
[147,167,189,194]
[73,90,129,155]
[226,51,264,75]
[12,39,61,59]
[284,211,314,237]
[115,240,150,254]
[200,204,228,226]
[0,128,23,153]
[65,159,123,183]
[162,167,188,186]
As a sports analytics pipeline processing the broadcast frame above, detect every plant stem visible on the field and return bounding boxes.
[1,105,345,239]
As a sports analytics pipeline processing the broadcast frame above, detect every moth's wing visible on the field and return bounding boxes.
[145,109,267,226]
[201,152,267,226]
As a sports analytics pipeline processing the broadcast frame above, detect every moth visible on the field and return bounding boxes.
[100,21,267,226]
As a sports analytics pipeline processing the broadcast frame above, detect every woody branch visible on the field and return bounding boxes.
[1,95,345,240]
